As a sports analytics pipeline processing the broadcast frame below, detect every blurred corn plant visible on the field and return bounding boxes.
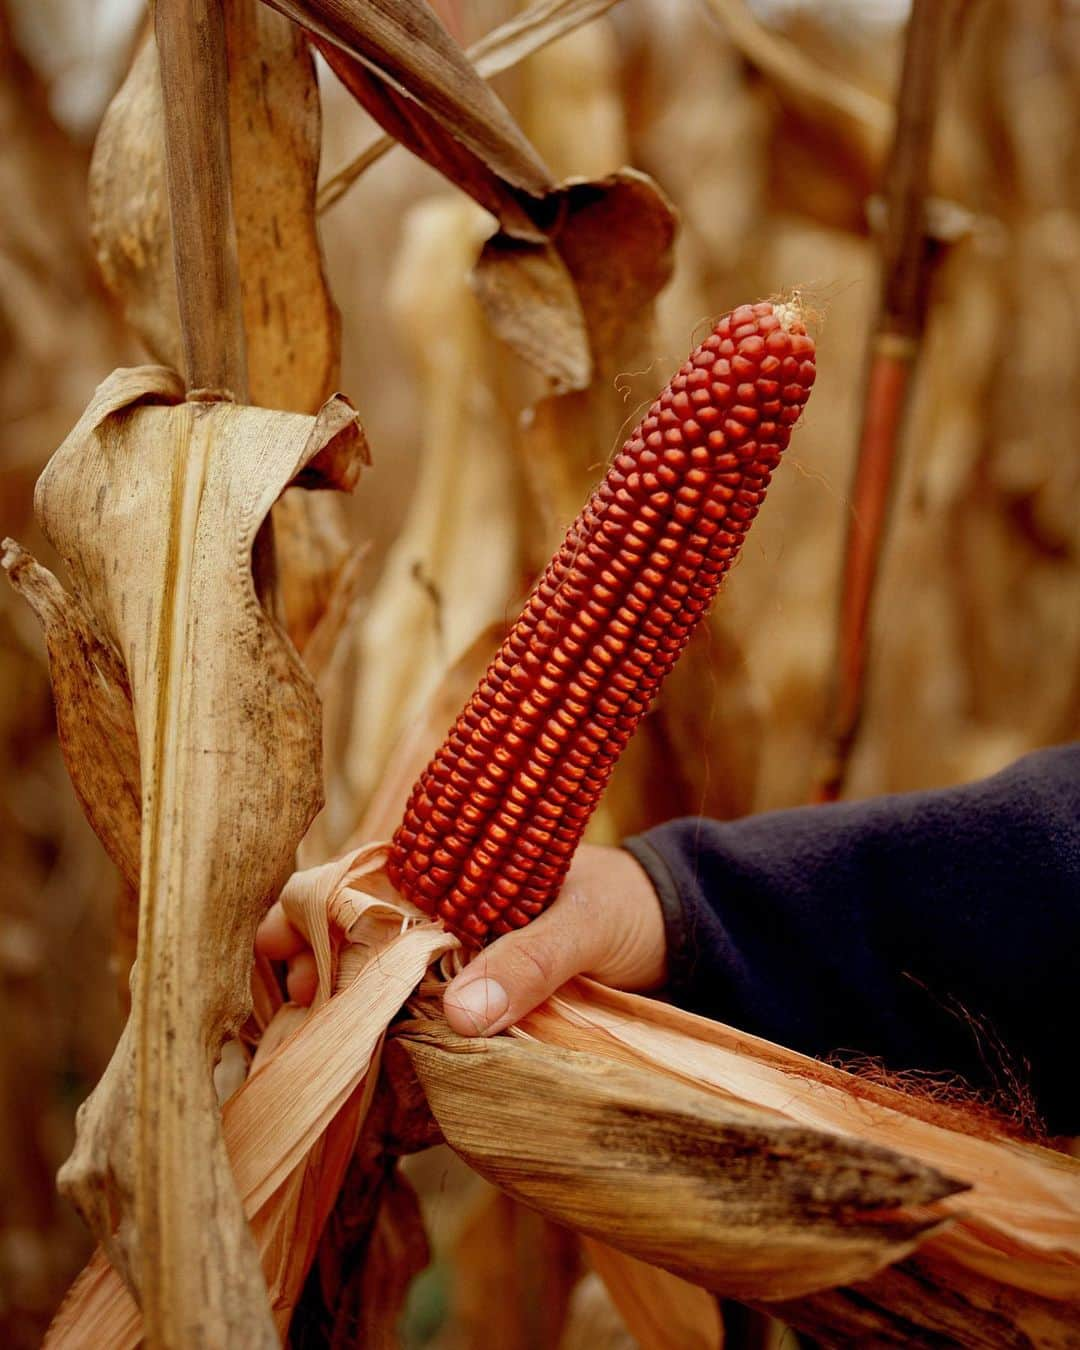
[1,0,1078,1347]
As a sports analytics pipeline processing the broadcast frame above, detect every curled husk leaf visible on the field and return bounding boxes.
[15,367,367,1342]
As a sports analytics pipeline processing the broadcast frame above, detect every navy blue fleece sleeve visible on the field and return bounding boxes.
[622,745,1079,1135]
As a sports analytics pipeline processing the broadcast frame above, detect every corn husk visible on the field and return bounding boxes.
[45,852,943,1343]
[47,807,1079,1347]
[518,988,1080,1298]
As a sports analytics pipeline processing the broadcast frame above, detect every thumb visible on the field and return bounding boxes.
[443,902,599,1038]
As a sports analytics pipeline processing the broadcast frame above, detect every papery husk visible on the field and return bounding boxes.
[12,367,367,1343]
[393,1013,960,1302]
[48,833,1079,1345]
[45,844,457,1347]
[519,984,1080,1301]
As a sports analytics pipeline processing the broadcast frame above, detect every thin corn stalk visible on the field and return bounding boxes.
[815,0,958,800]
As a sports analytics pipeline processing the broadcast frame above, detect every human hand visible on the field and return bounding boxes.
[254,843,667,1035]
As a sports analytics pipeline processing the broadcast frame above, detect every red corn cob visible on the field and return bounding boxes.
[387,300,816,944]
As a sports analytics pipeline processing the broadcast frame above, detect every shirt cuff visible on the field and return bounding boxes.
[621,833,696,999]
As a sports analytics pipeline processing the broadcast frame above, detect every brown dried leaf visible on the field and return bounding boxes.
[226,0,340,412]
[89,5,339,413]
[88,39,181,370]
[471,237,592,392]
[473,169,677,393]
[266,0,552,198]
[317,0,625,213]
[396,1017,960,1301]
[552,170,678,381]
[316,37,548,242]
[24,367,367,1342]
[2,542,141,890]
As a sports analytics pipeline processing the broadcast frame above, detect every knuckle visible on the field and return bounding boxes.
[510,936,561,992]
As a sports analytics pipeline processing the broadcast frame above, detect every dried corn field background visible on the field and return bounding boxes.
[1,0,1078,1344]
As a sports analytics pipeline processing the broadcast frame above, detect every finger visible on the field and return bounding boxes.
[443,896,603,1038]
[256,902,308,961]
[285,951,319,1006]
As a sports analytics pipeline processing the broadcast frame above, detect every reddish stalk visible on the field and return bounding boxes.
[814,0,958,802]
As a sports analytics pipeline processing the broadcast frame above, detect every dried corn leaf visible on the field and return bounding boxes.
[395,1015,959,1300]
[268,0,551,199]
[470,233,591,392]
[304,10,678,395]
[90,3,338,414]
[226,0,340,412]
[472,169,676,393]
[315,36,548,242]
[317,0,626,213]
[2,542,141,890]
[88,39,182,370]
[17,367,367,1343]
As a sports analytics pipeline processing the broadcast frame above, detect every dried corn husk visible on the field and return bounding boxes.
[395,1013,958,1300]
[46,810,1080,1347]
[519,986,1080,1299]
[44,850,947,1342]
